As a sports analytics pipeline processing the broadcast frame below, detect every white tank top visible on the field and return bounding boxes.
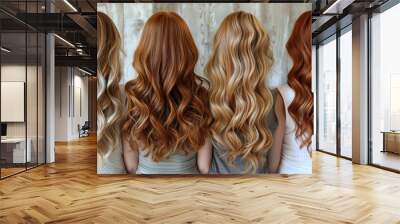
[277,84,312,174]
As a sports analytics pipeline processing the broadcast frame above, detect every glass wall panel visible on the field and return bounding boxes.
[27,31,38,169]
[371,3,400,171]
[317,37,337,154]
[1,30,28,177]
[38,32,45,165]
[0,1,46,179]
[339,29,352,158]
[26,0,40,169]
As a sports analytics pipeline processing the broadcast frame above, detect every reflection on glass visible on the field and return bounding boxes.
[371,4,400,171]
[318,38,337,154]
[340,30,352,158]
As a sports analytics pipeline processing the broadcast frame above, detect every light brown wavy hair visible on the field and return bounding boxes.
[205,11,274,172]
[123,12,210,162]
[286,11,313,150]
[97,12,123,156]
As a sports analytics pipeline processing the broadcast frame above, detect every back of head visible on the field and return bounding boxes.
[97,12,123,156]
[205,11,274,172]
[123,11,210,161]
[286,11,313,150]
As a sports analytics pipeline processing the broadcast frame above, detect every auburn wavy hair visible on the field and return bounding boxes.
[286,11,313,150]
[123,12,210,162]
[205,11,274,172]
[97,12,123,156]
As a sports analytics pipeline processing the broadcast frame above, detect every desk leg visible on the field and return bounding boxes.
[382,134,386,153]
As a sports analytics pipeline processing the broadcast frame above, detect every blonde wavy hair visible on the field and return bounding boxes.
[97,12,123,156]
[205,11,274,172]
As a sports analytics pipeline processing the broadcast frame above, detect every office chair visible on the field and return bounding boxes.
[79,121,90,138]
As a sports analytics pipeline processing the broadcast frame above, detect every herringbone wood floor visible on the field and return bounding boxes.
[1,136,400,224]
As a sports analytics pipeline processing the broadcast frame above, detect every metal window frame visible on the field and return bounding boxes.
[315,23,353,161]
[316,0,400,172]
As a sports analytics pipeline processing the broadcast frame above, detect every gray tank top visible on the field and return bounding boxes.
[136,151,198,174]
[209,89,278,174]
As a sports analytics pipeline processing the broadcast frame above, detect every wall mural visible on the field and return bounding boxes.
[97,3,312,175]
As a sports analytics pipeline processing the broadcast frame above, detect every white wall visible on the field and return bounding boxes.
[1,63,46,164]
[54,67,89,141]
[1,65,26,138]
[55,66,69,141]
[1,65,39,138]
[72,73,89,137]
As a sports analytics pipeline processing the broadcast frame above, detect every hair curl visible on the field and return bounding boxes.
[205,11,274,172]
[97,12,123,156]
[123,12,210,162]
[286,11,313,149]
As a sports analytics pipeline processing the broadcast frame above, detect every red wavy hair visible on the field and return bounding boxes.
[286,11,313,149]
[123,12,210,161]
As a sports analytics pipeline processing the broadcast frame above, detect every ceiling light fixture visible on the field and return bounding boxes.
[63,0,78,12]
[54,34,75,48]
[78,67,93,76]
[1,47,11,53]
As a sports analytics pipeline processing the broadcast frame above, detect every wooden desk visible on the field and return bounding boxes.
[382,131,400,154]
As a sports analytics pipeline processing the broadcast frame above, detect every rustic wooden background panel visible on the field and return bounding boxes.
[97,3,311,88]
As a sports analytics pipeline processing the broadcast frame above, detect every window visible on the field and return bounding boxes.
[317,37,337,154]
[370,3,400,171]
[339,29,352,158]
